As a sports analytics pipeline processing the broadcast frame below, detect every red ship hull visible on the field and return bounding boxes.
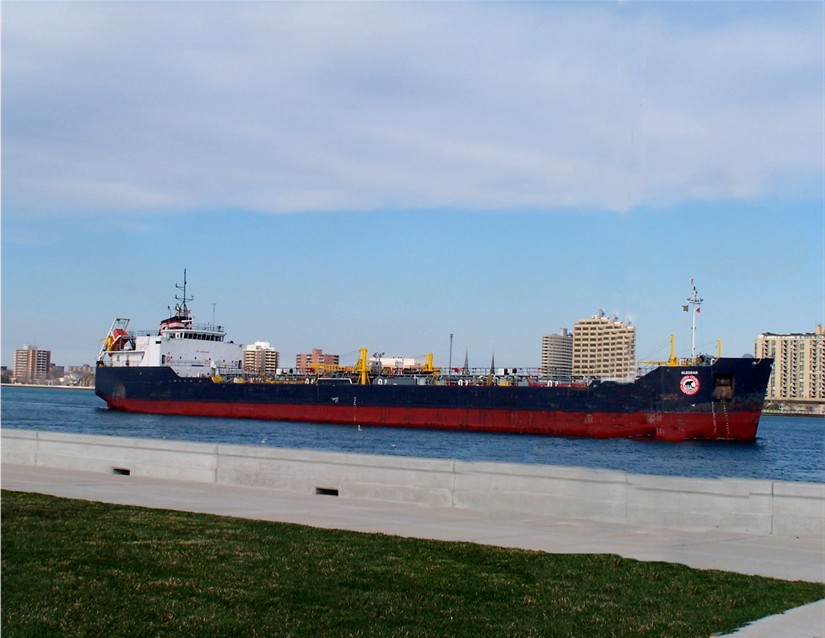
[105,397,762,442]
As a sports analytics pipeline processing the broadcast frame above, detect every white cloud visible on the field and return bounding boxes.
[2,2,822,217]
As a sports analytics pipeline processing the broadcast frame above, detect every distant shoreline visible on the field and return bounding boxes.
[1,383,93,391]
[762,410,824,419]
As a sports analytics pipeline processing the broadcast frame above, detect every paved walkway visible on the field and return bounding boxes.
[2,463,823,637]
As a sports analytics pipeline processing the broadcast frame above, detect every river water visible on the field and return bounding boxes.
[1,386,823,483]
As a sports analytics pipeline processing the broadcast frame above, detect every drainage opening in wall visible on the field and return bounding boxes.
[315,487,339,497]
[112,467,131,476]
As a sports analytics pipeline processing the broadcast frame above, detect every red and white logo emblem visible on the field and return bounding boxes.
[679,375,700,396]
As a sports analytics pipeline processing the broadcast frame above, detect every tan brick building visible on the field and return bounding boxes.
[572,313,635,381]
[243,342,280,376]
[755,325,824,408]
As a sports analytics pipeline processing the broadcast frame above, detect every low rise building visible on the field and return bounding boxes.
[296,348,339,374]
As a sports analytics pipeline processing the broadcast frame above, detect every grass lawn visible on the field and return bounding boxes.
[2,489,822,637]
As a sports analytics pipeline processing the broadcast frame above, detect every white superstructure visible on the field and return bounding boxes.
[97,316,244,378]
[96,272,244,378]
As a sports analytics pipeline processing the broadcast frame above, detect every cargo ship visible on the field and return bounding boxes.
[95,275,773,441]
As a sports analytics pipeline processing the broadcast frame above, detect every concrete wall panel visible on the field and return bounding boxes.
[2,430,219,483]
[625,475,775,534]
[0,428,38,465]
[452,462,629,521]
[216,446,455,507]
[771,482,825,537]
[3,429,822,539]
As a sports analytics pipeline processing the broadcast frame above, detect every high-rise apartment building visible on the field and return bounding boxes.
[754,325,824,406]
[243,342,280,376]
[14,345,51,383]
[541,329,573,379]
[572,313,635,380]
[296,348,339,374]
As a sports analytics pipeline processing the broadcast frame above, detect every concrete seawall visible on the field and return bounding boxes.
[3,428,823,539]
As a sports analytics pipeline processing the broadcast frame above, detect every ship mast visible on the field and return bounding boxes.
[175,269,194,320]
[686,278,703,359]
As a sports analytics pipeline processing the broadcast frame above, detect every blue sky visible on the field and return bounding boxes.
[2,1,823,370]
